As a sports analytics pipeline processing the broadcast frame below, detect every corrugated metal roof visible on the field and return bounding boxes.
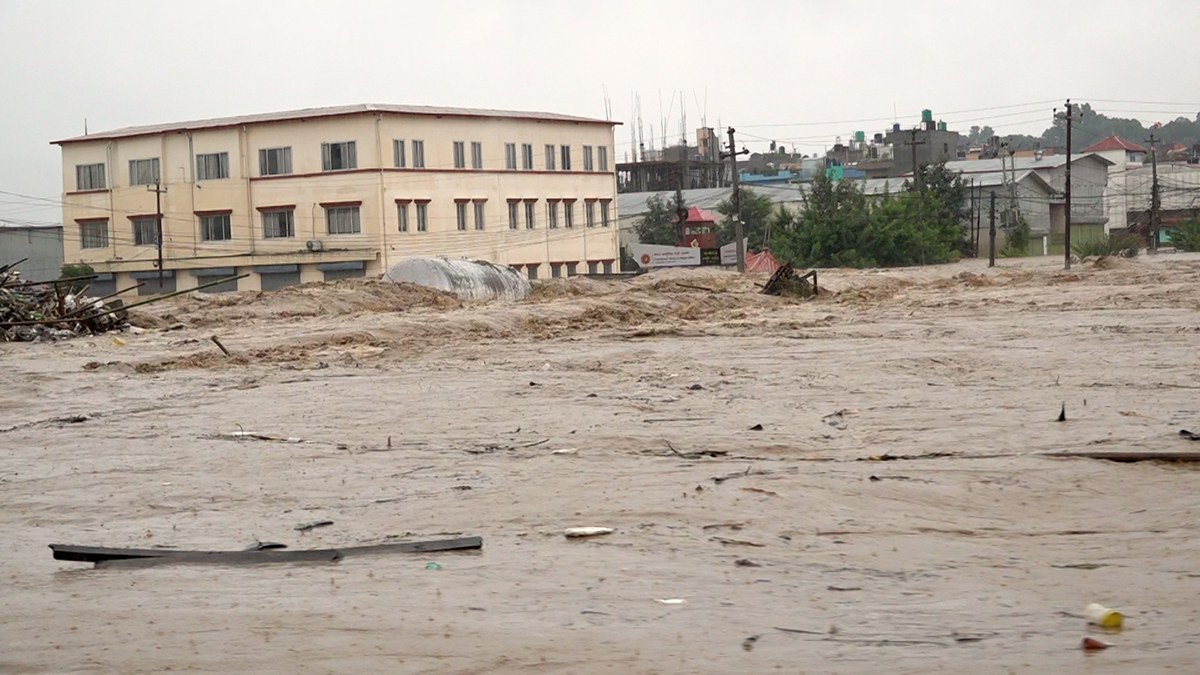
[857,170,1055,195]
[943,153,1112,174]
[53,103,618,144]
[617,185,806,217]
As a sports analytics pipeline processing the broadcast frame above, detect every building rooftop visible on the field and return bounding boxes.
[943,153,1113,174]
[1083,135,1147,153]
[52,103,618,145]
[685,206,719,223]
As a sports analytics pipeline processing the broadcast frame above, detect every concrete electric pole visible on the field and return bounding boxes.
[722,127,749,272]
[1146,132,1161,253]
[148,180,168,286]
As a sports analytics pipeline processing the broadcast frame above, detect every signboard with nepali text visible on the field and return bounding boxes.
[630,243,701,269]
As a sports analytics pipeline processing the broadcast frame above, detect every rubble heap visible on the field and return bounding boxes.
[0,264,128,342]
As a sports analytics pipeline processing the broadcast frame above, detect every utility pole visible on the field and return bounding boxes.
[908,128,926,190]
[989,191,996,267]
[1054,100,1078,270]
[969,179,976,256]
[721,127,749,272]
[148,180,168,285]
[1146,132,1160,253]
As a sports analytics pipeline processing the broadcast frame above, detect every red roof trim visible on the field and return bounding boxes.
[1083,135,1146,153]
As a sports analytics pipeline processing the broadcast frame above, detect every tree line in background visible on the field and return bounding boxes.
[970,102,1200,152]
[635,161,972,269]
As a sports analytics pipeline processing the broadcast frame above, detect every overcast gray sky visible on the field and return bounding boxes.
[3,0,1199,226]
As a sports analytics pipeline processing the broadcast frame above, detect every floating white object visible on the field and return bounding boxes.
[1085,603,1124,628]
[564,527,614,538]
[655,598,687,605]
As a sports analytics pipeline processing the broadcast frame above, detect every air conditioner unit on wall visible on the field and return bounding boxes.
[306,239,324,252]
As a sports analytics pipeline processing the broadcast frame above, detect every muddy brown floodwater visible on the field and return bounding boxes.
[3,254,1200,673]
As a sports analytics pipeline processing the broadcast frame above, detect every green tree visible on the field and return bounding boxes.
[59,262,95,294]
[716,188,776,250]
[634,193,686,245]
[772,162,968,269]
[1170,219,1200,252]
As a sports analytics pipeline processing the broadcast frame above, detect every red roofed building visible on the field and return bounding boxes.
[1083,135,1146,164]
[679,206,719,249]
[1083,136,1146,232]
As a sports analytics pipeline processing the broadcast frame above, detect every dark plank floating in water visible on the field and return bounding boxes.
[50,536,483,567]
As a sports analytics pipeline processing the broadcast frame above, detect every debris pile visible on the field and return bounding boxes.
[761,261,818,298]
[0,263,127,342]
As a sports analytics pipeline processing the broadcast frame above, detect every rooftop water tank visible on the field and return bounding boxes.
[893,123,901,133]
[854,130,866,142]
[937,121,947,131]
[922,109,933,123]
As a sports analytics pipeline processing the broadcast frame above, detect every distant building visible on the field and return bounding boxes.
[53,103,621,295]
[616,128,729,193]
[1122,162,1200,246]
[943,153,1113,254]
[885,111,961,177]
[0,225,64,281]
[1083,135,1146,233]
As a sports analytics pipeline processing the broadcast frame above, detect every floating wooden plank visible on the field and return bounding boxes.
[50,536,482,566]
[1044,452,1200,463]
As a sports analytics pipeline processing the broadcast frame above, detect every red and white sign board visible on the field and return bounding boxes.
[630,244,702,269]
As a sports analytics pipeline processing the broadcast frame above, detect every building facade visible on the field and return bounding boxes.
[54,104,620,295]
[1082,136,1146,233]
[0,225,64,281]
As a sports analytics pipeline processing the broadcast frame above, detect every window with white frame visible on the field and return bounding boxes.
[397,202,409,232]
[259,147,292,176]
[412,140,425,168]
[544,144,556,171]
[598,146,609,172]
[79,220,108,248]
[524,201,535,229]
[586,201,596,227]
[456,202,468,231]
[474,201,485,230]
[129,158,160,186]
[196,152,229,181]
[200,213,232,241]
[262,209,294,238]
[583,146,594,171]
[505,143,517,170]
[453,141,466,169]
[132,216,158,246]
[76,163,105,191]
[560,145,572,171]
[522,143,533,170]
[601,200,611,227]
[393,139,406,168]
[416,202,428,231]
[322,141,357,171]
[547,200,559,228]
[563,201,574,228]
[508,201,519,230]
[325,206,361,234]
[471,142,483,169]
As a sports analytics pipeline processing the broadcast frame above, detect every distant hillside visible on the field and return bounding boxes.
[968,102,1200,153]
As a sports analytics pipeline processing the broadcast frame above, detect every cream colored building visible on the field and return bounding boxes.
[54,104,620,295]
